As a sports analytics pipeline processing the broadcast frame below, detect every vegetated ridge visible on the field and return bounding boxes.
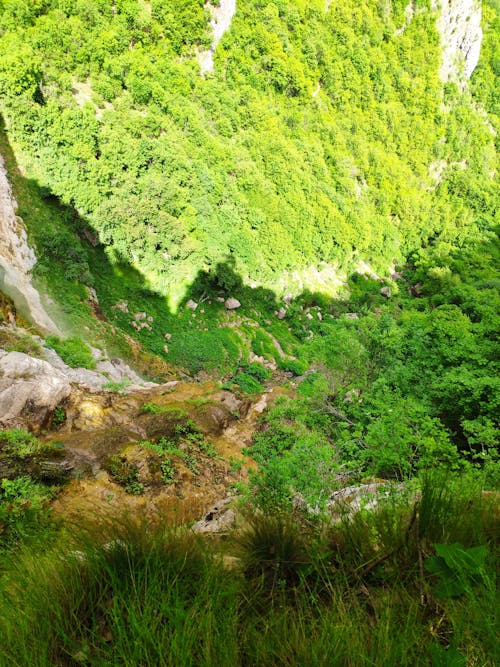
[0,1,498,665]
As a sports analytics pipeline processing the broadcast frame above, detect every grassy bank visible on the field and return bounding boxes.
[0,474,497,666]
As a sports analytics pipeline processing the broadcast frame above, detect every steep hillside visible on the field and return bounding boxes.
[0,0,498,500]
[0,3,498,663]
[0,1,497,306]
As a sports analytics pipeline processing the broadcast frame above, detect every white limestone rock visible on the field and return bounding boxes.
[436,0,482,82]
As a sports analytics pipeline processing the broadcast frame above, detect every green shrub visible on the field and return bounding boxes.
[141,401,161,414]
[233,372,264,394]
[104,455,144,495]
[0,476,55,548]
[235,515,312,596]
[102,379,131,393]
[244,362,272,382]
[51,406,66,428]
[277,358,309,376]
[251,330,278,360]
[45,336,95,369]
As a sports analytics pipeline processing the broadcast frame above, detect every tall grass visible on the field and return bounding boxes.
[0,475,497,666]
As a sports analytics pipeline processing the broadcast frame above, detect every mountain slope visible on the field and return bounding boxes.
[0,0,497,307]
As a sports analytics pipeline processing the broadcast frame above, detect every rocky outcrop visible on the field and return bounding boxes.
[436,0,482,82]
[0,350,71,428]
[199,0,236,74]
[192,497,237,534]
[0,338,156,430]
[0,153,60,333]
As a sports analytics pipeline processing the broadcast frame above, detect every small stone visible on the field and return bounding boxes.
[112,301,129,313]
[345,313,359,319]
[344,388,361,403]
[163,344,169,354]
[380,286,392,298]
[216,297,225,303]
[225,298,241,310]
[87,286,99,304]
[134,312,146,321]
[276,307,286,320]
[317,311,322,321]
[306,312,313,320]
[164,333,172,340]
[186,299,198,311]
[147,315,154,322]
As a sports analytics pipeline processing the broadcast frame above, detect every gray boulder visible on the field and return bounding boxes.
[192,498,236,534]
[224,297,241,310]
[0,350,71,427]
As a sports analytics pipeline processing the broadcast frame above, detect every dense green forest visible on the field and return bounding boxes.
[0,0,497,303]
[0,1,498,663]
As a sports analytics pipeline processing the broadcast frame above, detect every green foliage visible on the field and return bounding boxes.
[251,330,278,360]
[277,357,308,376]
[235,514,311,594]
[102,378,131,393]
[104,455,144,495]
[0,0,495,308]
[0,430,63,549]
[141,401,162,414]
[0,476,54,548]
[160,458,175,485]
[246,396,337,511]
[51,405,66,428]
[0,429,43,459]
[425,543,489,598]
[244,361,272,382]
[233,372,264,394]
[0,328,44,357]
[0,429,61,462]
[45,335,95,369]
[429,644,466,667]
[140,417,216,485]
[0,480,497,665]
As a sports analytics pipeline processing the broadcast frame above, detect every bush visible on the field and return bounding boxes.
[244,362,272,382]
[104,455,144,495]
[277,358,309,376]
[0,476,55,549]
[233,372,264,394]
[45,336,95,369]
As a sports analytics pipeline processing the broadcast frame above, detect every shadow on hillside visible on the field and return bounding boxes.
[0,117,288,377]
[0,114,434,380]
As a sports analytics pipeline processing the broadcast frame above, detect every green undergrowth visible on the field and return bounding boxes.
[0,474,497,666]
[104,416,218,494]
[45,335,95,369]
[0,430,65,549]
[0,326,44,357]
[224,361,273,394]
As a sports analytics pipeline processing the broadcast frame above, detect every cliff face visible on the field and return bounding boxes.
[199,0,237,74]
[436,0,482,82]
[0,153,59,333]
